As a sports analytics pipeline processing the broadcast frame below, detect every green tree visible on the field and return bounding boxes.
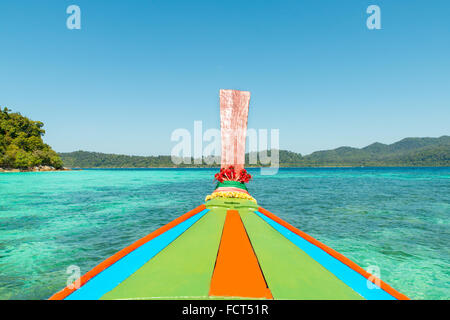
[0,107,63,169]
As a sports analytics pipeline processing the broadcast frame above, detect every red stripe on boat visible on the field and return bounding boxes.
[213,187,250,194]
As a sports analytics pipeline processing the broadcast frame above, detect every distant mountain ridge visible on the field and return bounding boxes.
[59,136,450,168]
[300,136,450,166]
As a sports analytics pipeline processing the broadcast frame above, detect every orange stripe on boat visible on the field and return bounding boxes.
[49,204,206,300]
[209,210,273,299]
[258,207,409,300]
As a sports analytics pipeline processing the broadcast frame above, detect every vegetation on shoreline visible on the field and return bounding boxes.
[0,108,63,170]
[60,136,450,168]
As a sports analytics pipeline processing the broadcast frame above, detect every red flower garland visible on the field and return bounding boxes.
[214,165,252,184]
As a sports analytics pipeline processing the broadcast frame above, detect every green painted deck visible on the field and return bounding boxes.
[76,197,380,300]
[240,209,363,300]
[101,209,226,300]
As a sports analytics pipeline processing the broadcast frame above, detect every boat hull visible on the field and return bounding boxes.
[50,199,407,300]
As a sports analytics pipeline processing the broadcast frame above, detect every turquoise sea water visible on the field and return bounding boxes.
[0,167,448,300]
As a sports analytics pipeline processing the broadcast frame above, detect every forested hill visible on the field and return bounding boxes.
[59,136,450,168]
[0,108,63,170]
[300,136,450,166]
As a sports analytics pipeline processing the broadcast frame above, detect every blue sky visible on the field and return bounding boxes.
[0,0,449,156]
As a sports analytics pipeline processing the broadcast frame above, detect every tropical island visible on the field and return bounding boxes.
[0,108,64,172]
[60,136,450,168]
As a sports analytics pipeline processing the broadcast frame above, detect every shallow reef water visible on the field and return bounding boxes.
[0,167,448,299]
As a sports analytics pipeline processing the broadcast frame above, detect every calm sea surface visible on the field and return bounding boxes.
[0,167,448,300]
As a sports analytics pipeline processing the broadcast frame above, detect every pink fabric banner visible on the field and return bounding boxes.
[220,89,250,173]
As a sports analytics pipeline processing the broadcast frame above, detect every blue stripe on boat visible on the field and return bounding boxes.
[255,211,396,300]
[65,209,209,300]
